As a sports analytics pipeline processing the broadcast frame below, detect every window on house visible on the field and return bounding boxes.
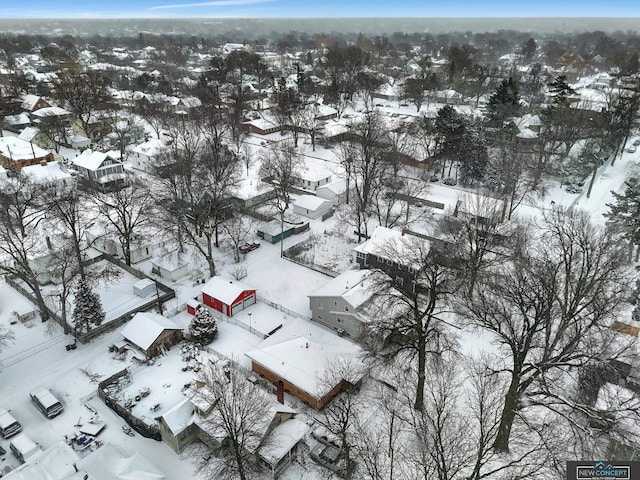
[318,302,323,309]
[344,306,349,312]
[386,258,393,266]
[395,277,404,286]
[334,301,337,307]
[337,317,344,323]
[317,314,322,320]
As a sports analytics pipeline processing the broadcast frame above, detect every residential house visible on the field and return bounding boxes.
[0,136,54,172]
[130,138,167,173]
[242,117,280,135]
[85,223,162,264]
[120,311,183,358]
[21,160,74,190]
[159,384,309,478]
[31,106,72,127]
[20,94,51,112]
[245,319,365,409]
[156,397,198,453]
[202,277,256,317]
[18,126,57,151]
[291,158,333,191]
[435,89,466,105]
[308,269,375,337]
[71,149,127,191]
[293,195,332,220]
[4,112,31,131]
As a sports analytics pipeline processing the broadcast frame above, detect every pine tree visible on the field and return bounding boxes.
[605,182,640,261]
[487,77,521,126]
[72,279,105,335]
[189,306,218,345]
[458,130,489,186]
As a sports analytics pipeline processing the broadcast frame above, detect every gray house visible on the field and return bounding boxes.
[308,269,375,338]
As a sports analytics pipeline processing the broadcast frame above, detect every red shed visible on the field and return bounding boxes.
[201,277,256,317]
[186,298,201,315]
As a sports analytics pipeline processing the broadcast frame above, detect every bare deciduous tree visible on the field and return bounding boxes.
[366,234,462,411]
[259,141,302,257]
[457,207,631,453]
[192,363,272,480]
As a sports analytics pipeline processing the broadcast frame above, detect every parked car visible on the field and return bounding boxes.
[429,174,439,182]
[627,146,637,153]
[239,242,261,254]
[30,388,64,419]
[443,177,457,186]
[9,434,41,464]
[0,410,22,439]
[633,138,640,146]
[566,185,582,194]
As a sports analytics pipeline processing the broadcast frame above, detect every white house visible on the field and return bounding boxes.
[71,149,127,191]
[293,195,332,220]
[130,138,166,173]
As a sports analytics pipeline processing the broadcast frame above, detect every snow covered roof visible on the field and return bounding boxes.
[294,195,331,211]
[72,149,120,171]
[31,106,71,118]
[21,94,48,111]
[258,418,309,464]
[159,397,195,436]
[18,127,40,142]
[354,226,409,256]
[2,441,78,480]
[121,312,182,351]
[77,444,166,480]
[131,139,166,158]
[296,156,333,182]
[246,335,363,398]
[0,136,50,160]
[309,269,374,311]
[21,161,72,182]
[202,277,255,305]
[5,112,30,126]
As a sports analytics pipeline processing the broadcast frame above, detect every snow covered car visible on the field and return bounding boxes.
[627,146,637,153]
[239,242,261,254]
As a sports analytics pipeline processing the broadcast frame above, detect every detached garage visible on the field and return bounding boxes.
[202,277,256,317]
[293,195,332,220]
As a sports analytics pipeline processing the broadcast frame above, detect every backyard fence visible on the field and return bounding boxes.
[98,367,162,441]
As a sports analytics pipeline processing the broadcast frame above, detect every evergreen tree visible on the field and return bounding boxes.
[189,306,218,345]
[605,182,640,261]
[72,279,105,335]
[487,77,520,126]
[458,129,489,186]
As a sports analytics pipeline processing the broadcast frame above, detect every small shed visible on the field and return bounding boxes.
[121,312,183,358]
[133,278,156,298]
[14,305,37,323]
[202,277,256,317]
[293,195,332,220]
[186,298,201,316]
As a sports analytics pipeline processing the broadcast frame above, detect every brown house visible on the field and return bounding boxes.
[245,332,364,409]
[0,136,54,172]
[120,312,183,358]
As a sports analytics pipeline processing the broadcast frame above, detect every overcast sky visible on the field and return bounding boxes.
[1,0,639,18]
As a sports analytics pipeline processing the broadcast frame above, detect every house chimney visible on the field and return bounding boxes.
[276,381,284,404]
